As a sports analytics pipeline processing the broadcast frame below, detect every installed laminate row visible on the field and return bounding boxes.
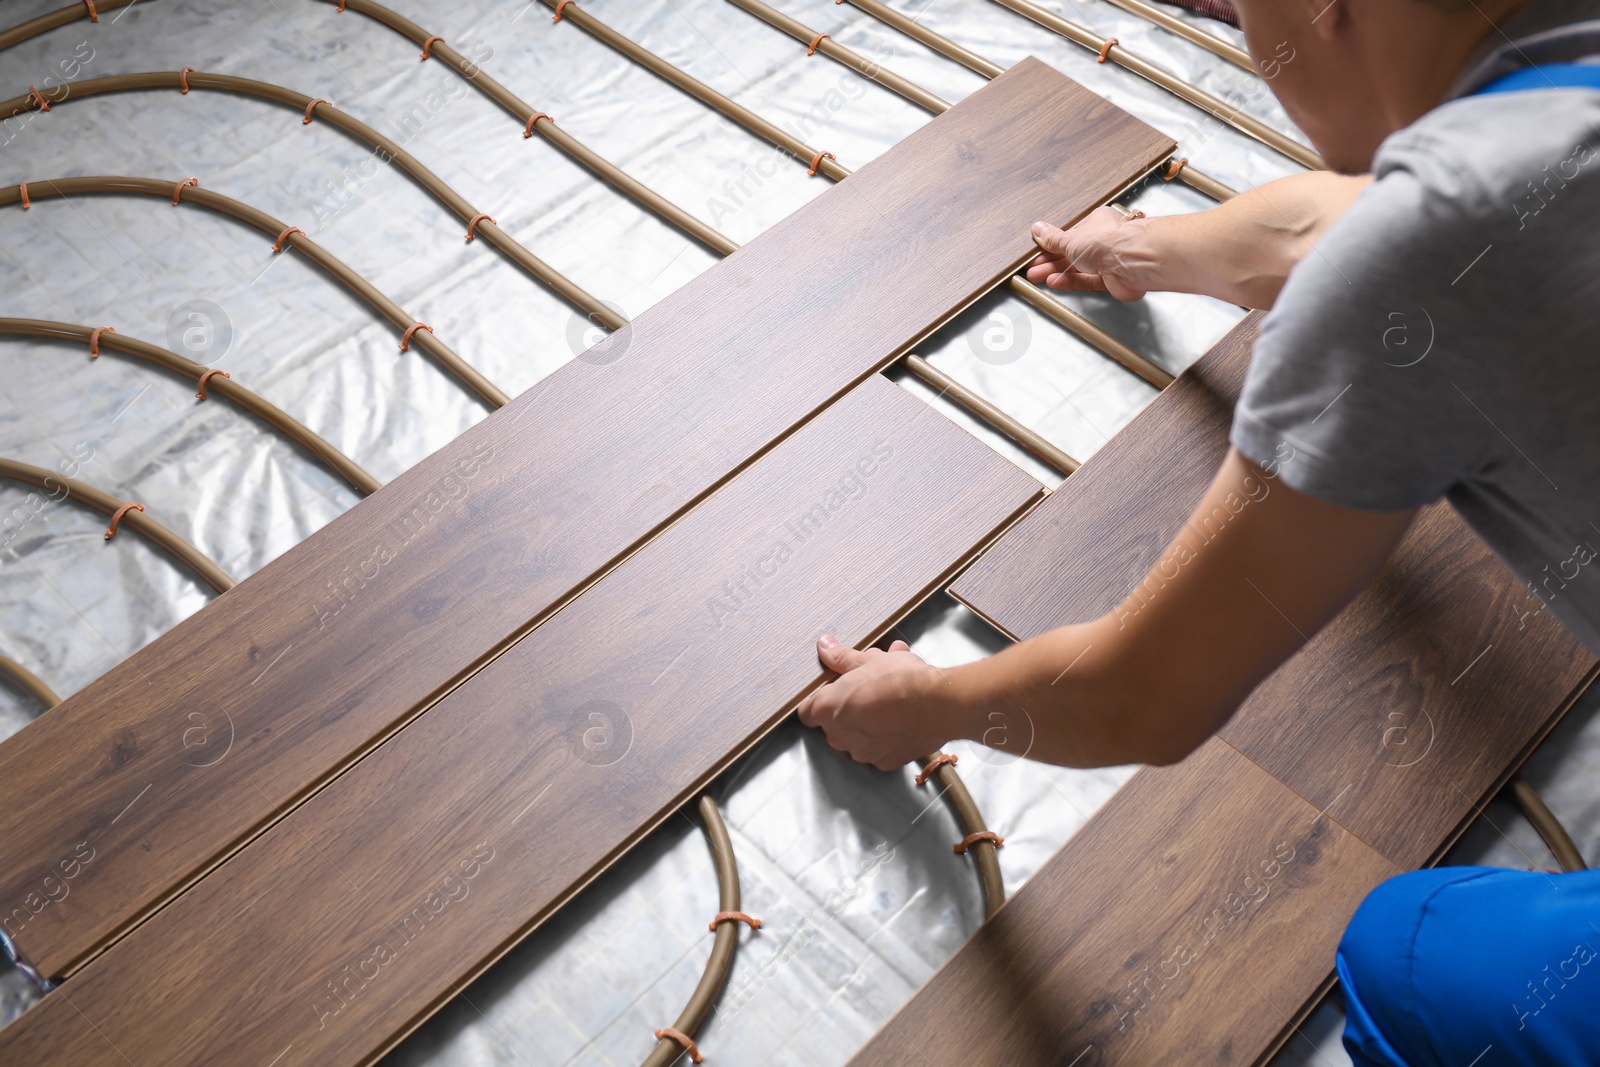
[854,315,1596,1065]
[0,57,1176,979]
[849,739,1397,1065]
[0,373,1043,1065]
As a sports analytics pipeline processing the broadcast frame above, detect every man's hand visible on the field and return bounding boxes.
[1025,173,1374,311]
[795,636,952,771]
[1026,208,1150,302]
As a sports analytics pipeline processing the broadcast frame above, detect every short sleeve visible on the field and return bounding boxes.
[1230,147,1500,512]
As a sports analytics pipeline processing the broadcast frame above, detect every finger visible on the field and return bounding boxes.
[796,689,816,725]
[1025,260,1063,285]
[1030,220,1070,256]
[817,634,870,673]
[889,639,910,652]
[1047,270,1111,294]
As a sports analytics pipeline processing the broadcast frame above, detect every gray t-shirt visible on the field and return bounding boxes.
[1232,7,1600,654]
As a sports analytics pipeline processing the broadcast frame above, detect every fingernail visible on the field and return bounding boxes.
[818,634,840,650]
[1031,221,1047,235]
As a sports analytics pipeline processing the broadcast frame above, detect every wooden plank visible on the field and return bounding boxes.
[0,57,1174,979]
[0,374,1044,1066]
[951,309,1596,870]
[951,311,1259,638]
[847,739,1398,1066]
[1215,507,1596,869]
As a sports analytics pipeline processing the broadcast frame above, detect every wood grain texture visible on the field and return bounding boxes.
[847,740,1398,1066]
[1216,505,1596,869]
[951,308,1595,872]
[0,57,1173,979]
[951,311,1260,638]
[0,375,1044,1066]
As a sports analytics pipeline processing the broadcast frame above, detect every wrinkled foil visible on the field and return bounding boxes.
[1,1,1589,1063]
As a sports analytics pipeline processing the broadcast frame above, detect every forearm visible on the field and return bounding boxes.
[925,450,1414,769]
[933,615,1216,767]
[1110,171,1372,309]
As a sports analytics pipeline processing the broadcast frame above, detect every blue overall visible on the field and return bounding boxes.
[1336,60,1600,1067]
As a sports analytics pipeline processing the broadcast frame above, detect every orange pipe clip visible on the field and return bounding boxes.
[915,753,959,786]
[83,0,99,22]
[1164,156,1189,181]
[398,322,432,351]
[88,325,115,358]
[420,35,444,59]
[708,910,760,932]
[104,502,144,540]
[303,97,330,125]
[17,181,28,210]
[1097,37,1118,63]
[807,150,836,176]
[653,1028,703,1064]
[553,0,575,21]
[195,369,231,400]
[464,213,494,241]
[806,32,829,56]
[953,830,1005,855]
[28,86,50,112]
[171,177,198,205]
[522,111,552,138]
[179,67,194,94]
[271,225,305,253]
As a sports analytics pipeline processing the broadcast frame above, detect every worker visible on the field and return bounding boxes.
[798,0,1600,1062]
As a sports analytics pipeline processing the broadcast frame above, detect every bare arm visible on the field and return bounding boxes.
[1026,171,1373,310]
[797,449,1415,770]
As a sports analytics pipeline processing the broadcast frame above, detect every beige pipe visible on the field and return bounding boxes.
[979,0,1324,169]
[323,0,736,260]
[2,176,509,409]
[0,656,59,709]
[905,356,1078,475]
[0,0,139,51]
[1102,0,1255,73]
[917,752,1006,919]
[641,796,750,1067]
[825,0,1286,180]
[0,318,379,495]
[0,457,234,594]
[547,0,1174,388]
[1509,776,1586,872]
[2,72,625,335]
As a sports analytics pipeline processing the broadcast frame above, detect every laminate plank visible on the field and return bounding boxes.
[951,311,1260,638]
[951,309,1596,870]
[0,374,1044,1066]
[847,739,1398,1066]
[1215,506,1596,869]
[0,57,1174,979]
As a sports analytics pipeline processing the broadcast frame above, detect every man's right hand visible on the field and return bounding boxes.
[1025,172,1373,311]
[1026,207,1152,302]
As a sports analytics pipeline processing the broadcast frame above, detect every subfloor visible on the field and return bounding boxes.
[0,1,1592,1063]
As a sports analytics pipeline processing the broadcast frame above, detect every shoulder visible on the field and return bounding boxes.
[1374,89,1600,228]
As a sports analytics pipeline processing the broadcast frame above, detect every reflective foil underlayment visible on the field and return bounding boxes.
[1,2,1592,1064]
